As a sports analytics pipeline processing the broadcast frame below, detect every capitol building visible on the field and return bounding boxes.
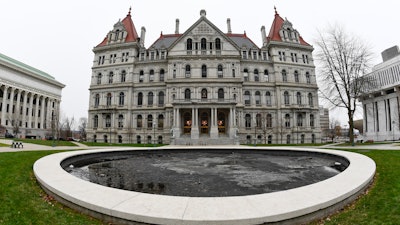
[87,8,321,145]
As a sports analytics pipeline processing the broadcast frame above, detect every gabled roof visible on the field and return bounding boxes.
[267,8,310,46]
[150,12,257,51]
[97,9,139,47]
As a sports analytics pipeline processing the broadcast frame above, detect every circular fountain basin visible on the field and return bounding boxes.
[34,146,375,225]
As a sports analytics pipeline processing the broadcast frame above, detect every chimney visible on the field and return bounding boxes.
[261,26,267,45]
[140,26,146,46]
[227,18,232,34]
[175,19,180,34]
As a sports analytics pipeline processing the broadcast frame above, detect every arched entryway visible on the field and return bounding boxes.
[200,112,209,134]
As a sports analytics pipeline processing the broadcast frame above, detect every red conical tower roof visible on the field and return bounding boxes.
[97,7,139,47]
[267,7,310,46]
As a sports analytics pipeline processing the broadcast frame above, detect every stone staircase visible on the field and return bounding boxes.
[174,136,237,145]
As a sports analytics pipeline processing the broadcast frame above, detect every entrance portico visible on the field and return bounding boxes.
[172,105,237,144]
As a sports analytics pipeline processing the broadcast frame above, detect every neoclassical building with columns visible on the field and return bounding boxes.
[0,52,65,139]
[87,8,321,145]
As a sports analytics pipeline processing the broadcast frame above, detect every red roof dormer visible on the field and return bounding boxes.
[267,7,310,46]
[97,8,139,47]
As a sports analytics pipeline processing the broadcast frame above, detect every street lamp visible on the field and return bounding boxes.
[153,121,157,147]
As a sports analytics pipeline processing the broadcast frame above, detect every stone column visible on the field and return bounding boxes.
[210,107,218,138]
[40,97,46,129]
[34,96,40,129]
[22,91,28,128]
[28,94,34,128]
[191,107,199,140]
[1,86,8,126]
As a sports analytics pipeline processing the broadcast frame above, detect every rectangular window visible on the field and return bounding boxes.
[252,51,257,60]
[262,52,267,60]
[242,51,247,59]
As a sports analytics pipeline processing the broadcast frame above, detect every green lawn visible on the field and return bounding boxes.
[0,149,399,224]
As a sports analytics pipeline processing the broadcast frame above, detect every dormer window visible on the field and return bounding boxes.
[115,29,120,41]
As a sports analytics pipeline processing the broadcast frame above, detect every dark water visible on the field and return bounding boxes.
[65,150,348,197]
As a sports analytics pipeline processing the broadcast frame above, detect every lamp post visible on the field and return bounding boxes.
[153,121,156,147]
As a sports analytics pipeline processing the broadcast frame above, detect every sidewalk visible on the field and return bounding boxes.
[0,139,93,153]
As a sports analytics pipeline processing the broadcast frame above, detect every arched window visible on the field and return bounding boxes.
[185,65,191,77]
[137,92,143,106]
[285,114,290,127]
[201,89,207,99]
[308,93,314,106]
[286,135,291,144]
[215,38,221,50]
[158,114,164,128]
[160,69,165,81]
[97,73,102,84]
[297,113,303,127]
[264,69,269,82]
[201,65,207,77]
[245,114,252,128]
[158,91,164,106]
[94,94,100,108]
[282,69,287,82]
[137,115,142,128]
[266,114,272,128]
[93,115,98,128]
[121,70,126,82]
[119,92,125,106]
[265,91,271,106]
[105,115,111,128]
[139,70,144,82]
[148,92,154,106]
[311,134,316,143]
[149,69,154,81]
[256,113,261,128]
[244,91,251,105]
[255,91,261,105]
[217,64,223,78]
[201,38,207,50]
[186,38,193,50]
[284,91,290,105]
[106,93,112,106]
[268,135,272,144]
[108,72,114,84]
[244,68,249,81]
[218,88,224,100]
[184,89,191,100]
[306,72,311,84]
[118,114,124,128]
[310,114,315,127]
[294,70,299,83]
[296,92,302,105]
[147,114,153,128]
[254,69,259,81]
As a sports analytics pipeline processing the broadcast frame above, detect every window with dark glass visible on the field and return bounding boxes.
[148,92,154,106]
[215,38,221,50]
[119,92,125,106]
[137,115,142,128]
[201,65,207,77]
[284,91,290,105]
[184,89,191,100]
[245,114,251,128]
[244,91,251,105]
[201,38,207,50]
[160,69,165,81]
[217,64,223,78]
[138,92,143,106]
[218,88,224,100]
[121,70,126,82]
[158,92,164,106]
[106,93,112,106]
[187,38,192,50]
[147,114,153,128]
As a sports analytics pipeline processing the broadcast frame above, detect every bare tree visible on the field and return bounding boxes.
[315,24,374,145]
[78,117,87,141]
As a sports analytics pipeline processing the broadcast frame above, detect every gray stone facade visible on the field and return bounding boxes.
[0,52,64,139]
[87,9,321,145]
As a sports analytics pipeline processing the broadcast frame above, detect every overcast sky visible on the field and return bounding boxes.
[1,0,399,125]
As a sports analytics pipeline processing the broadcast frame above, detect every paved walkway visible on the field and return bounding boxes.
[1,139,400,153]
